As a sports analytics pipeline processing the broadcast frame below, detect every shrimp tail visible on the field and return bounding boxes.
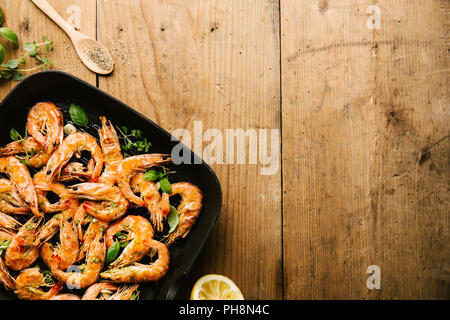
[0,257,15,290]
[48,281,64,298]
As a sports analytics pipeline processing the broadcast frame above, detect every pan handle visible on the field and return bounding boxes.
[164,273,188,300]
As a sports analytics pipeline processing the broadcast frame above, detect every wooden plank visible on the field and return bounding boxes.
[97,0,283,299]
[0,0,96,100]
[281,0,449,299]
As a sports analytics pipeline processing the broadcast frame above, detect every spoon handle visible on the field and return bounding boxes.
[30,0,76,36]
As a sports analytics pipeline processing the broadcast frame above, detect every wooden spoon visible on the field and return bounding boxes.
[30,0,114,75]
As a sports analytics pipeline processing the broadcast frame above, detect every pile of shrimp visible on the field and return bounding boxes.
[0,102,203,300]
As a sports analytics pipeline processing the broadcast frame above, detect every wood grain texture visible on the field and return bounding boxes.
[281,0,449,299]
[0,0,96,99]
[0,0,447,300]
[97,0,283,299]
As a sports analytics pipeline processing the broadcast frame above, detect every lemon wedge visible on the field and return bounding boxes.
[190,274,244,300]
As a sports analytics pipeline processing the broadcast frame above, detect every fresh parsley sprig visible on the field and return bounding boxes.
[0,35,53,81]
[9,128,36,166]
[116,126,152,156]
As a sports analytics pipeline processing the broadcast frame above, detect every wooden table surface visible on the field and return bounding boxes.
[0,0,448,299]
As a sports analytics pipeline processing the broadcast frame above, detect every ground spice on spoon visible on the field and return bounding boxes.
[88,46,112,71]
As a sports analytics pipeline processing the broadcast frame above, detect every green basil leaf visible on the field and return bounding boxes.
[106,240,121,264]
[167,205,179,233]
[143,170,161,181]
[0,27,18,45]
[159,177,172,194]
[0,43,5,64]
[69,104,88,127]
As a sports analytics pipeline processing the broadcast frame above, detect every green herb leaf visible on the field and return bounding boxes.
[6,59,19,69]
[120,240,130,248]
[0,240,11,250]
[42,269,54,285]
[10,128,21,141]
[13,71,23,81]
[43,35,53,51]
[116,125,152,155]
[0,7,4,27]
[24,42,38,56]
[106,240,121,264]
[0,239,11,254]
[0,43,5,64]
[0,27,18,45]
[114,231,128,241]
[159,177,172,194]
[167,205,179,233]
[1,69,12,79]
[130,290,140,300]
[69,104,88,127]
[143,170,161,182]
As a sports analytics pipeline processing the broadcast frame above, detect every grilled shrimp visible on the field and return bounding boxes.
[0,256,15,290]
[166,183,203,246]
[26,102,64,155]
[50,293,81,300]
[0,230,14,241]
[81,282,118,300]
[100,239,169,283]
[33,170,71,214]
[82,282,139,300]
[105,215,154,268]
[0,179,30,214]
[74,204,88,242]
[0,137,50,168]
[45,132,104,182]
[108,284,139,300]
[34,214,62,246]
[0,156,40,217]
[68,183,129,222]
[0,212,22,233]
[15,268,62,300]
[41,199,80,271]
[131,174,170,232]
[117,154,172,207]
[0,198,29,215]
[77,218,109,261]
[98,117,123,185]
[5,216,60,271]
[53,220,106,289]
[59,160,95,182]
[5,217,41,271]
